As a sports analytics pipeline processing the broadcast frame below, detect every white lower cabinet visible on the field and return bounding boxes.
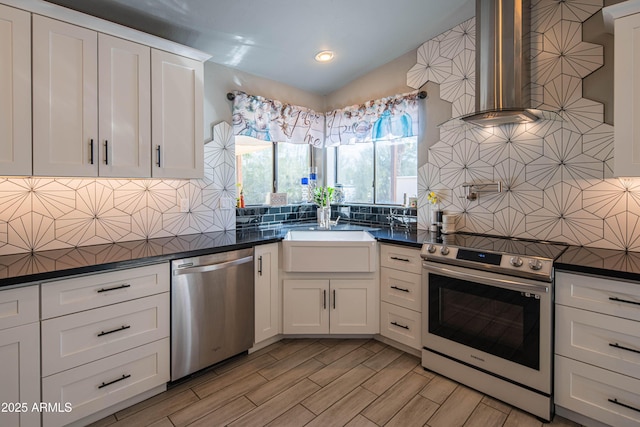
[283,279,378,334]
[42,338,169,427]
[0,285,40,427]
[380,301,421,349]
[40,263,170,426]
[254,243,280,344]
[555,271,640,427]
[379,244,422,350]
[0,322,40,427]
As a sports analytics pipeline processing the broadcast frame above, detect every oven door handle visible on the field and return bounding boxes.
[423,263,549,294]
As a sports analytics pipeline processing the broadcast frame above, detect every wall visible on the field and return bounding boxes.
[410,1,635,251]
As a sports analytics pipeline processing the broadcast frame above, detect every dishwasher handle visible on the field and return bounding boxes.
[173,256,254,275]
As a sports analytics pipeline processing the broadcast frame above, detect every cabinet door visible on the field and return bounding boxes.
[0,323,40,427]
[330,279,379,334]
[283,279,329,334]
[255,243,280,343]
[98,34,151,177]
[33,15,98,177]
[0,4,31,176]
[151,49,204,179]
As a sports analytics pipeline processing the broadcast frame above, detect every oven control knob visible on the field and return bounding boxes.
[510,256,523,267]
[529,259,543,271]
[440,246,450,255]
[426,244,437,254]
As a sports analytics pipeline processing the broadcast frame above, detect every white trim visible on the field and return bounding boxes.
[0,0,211,61]
[603,0,640,32]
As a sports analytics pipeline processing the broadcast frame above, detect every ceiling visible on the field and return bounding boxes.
[44,0,475,95]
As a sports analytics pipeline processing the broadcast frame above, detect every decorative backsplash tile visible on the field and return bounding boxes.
[407,0,639,251]
[0,122,236,255]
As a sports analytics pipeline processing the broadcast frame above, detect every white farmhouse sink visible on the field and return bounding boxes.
[282,230,377,272]
[285,230,375,242]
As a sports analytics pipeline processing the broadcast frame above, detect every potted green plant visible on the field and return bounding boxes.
[313,186,334,228]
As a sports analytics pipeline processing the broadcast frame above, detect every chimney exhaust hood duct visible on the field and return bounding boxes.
[461,0,538,127]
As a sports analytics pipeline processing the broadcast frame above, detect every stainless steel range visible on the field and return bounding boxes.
[420,233,567,421]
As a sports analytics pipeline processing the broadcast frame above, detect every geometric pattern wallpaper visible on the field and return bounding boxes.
[407,0,640,251]
[0,122,236,255]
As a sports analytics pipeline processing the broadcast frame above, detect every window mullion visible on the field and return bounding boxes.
[272,143,278,193]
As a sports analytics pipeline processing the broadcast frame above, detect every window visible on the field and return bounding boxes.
[236,136,311,205]
[335,136,417,205]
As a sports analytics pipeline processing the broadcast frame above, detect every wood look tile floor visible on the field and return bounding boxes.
[90,339,583,427]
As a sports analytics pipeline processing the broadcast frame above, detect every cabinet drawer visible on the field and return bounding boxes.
[380,244,422,275]
[555,355,640,427]
[42,338,169,427]
[0,285,38,330]
[41,263,169,318]
[556,272,640,322]
[380,302,421,350]
[42,293,169,376]
[556,305,640,380]
[380,267,421,312]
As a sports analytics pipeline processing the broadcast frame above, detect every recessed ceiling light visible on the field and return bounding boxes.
[315,50,334,62]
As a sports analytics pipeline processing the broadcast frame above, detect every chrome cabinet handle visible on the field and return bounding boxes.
[390,256,410,262]
[609,296,640,306]
[98,374,131,389]
[609,342,640,355]
[391,321,409,330]
[608,398,640,413]
[97,325,130,337]
[391,285,410,293]
[96,283,131,293]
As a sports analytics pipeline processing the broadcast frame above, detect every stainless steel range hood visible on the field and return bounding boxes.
[461,0,537,127]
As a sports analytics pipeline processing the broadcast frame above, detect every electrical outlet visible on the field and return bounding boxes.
[179,198,189,213]
[219,197,235,210]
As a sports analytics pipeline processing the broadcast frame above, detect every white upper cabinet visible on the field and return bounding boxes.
[33,15,99,177]
[0,4,31,176]
[605,1,640,176]
[98,34,151,177]
[22,0,210,179]
[151,49,204,179]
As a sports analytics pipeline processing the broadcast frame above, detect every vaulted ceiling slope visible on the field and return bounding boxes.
[44,0,475,95]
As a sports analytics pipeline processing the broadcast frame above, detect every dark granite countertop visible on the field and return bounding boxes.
[0,225,427,289]
[11,224,637,289]
[555,245,640,282]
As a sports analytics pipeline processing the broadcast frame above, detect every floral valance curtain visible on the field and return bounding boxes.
[325,91,420,146]
[232,91,325,148]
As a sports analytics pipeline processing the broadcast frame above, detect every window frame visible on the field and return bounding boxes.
[236,140,313,205]
[333,136,417,206]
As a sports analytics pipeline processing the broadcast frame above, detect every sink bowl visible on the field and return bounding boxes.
[282,230,377,272]
[284,230,375,242]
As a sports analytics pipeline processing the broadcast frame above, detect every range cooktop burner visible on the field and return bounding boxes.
[420,232,568,281]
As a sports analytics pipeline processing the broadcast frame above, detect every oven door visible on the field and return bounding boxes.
[422,261,552,394]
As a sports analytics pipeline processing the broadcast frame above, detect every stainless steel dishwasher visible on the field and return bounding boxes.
[171,248,254,381]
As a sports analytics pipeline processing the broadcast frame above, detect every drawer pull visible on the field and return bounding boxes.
[97,283,131,293]
[609,342,640,355]
[391,321,409,330]
[608,296,640,306]
[391,285,410,293]
[608,398,640,414]
[97,325,131,337]
[390,256,410,262]
[98,374,131,389]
